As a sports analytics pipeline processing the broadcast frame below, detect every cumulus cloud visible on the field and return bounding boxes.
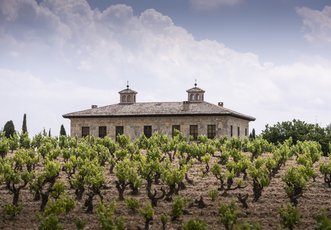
[0,0,330,135]
[296,5,331,44]
[190,0,241,11]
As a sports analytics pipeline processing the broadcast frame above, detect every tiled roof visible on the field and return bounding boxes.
[186,87,205,93]
[118,88,137,94]
[63,101,255,121]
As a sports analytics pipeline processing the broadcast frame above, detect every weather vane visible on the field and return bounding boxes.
[126,81,129,89]
[194,79,197,87]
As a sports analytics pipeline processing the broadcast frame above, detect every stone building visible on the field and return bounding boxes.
[63,84,255,140]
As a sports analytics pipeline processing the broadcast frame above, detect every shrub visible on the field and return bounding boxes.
[74,217,87,230]
[208,189,218,201]
[37,214,63,230]
[282,166,308,206]
[314,210,331,230]
[97,201,124,230]
[3,203,22,219]
[0,138,9,158]
[235,222,261,230]
[218,201,238,230]
[182,218,208,230]
[320,159,331,187]
[139,202,154,230]
[125,197,140,213]
[170,196,186,221]
[279,203,299,230]
[160,213,168,230]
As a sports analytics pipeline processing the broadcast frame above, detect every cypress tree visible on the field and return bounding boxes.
[22,114,27,134]
[3,120,16,138]
[249,128,256,140]
[60,124,67,136]
[48,129,51,137]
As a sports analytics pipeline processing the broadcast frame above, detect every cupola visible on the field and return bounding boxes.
[119,82,137,104]
[186,81,205,103]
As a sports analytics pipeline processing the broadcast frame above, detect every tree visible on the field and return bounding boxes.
[262,119,331,154]
[22,114,27,134]
[249,128,256,140]
[3,120,16,138]
[60,125,66,136]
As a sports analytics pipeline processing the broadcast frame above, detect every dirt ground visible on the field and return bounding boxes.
[0,154,330,230]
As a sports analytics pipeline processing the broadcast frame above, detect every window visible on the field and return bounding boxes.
[195,94,199,101]
[115,126,124,137]
[237,127,240,137]
[190,125,198,140]
[99,126,107,138]
[82,126,90,137]
[230,125,233,137]
[144,126,152,138]
[127,95,131,102]
[190,94,194,101]
[122,95,126,102]
[245,128,248,136]
[172,125,180,137]
[207,125,216,139]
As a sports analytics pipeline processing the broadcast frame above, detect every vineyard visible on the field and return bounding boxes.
[0,131,331,230]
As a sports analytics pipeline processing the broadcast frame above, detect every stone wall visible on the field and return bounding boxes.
[69,115,250,139]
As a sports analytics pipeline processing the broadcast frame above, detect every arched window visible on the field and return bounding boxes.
[195,94,199,101]
[122,95,127,102]
[190,94,194,101]
[127,95,131,102]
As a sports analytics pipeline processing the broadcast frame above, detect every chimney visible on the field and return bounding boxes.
[91,105,98,109]
[182,101,190,111]
[218,102,224,107]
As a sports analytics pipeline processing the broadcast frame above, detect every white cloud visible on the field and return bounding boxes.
[0,68,116,135]
[296,5,331,44]
[0,0,330,136]
[190,0,241,11]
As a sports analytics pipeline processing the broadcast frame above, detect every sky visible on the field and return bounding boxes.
[1,0,331,136]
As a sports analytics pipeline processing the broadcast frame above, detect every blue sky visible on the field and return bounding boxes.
[1,0,331,136]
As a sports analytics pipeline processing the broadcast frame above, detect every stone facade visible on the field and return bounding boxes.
[63,84,255,139]
[69,115,250,139]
